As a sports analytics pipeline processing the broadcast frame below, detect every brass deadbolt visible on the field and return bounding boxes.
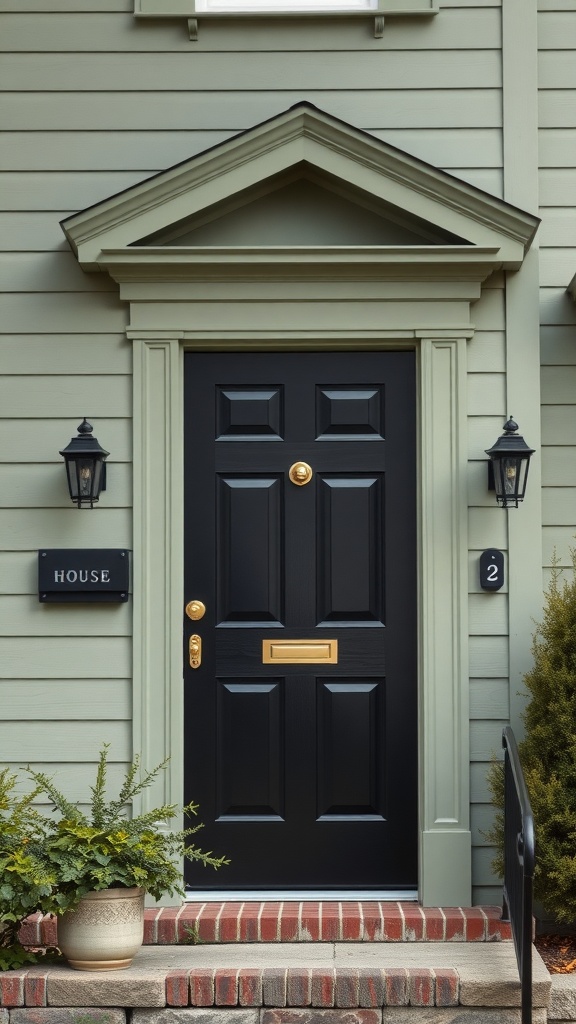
[289,461,313,486]
[189,634,202,669]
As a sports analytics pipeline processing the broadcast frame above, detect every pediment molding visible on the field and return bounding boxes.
[62,103,539,275]
[102,245,502,287]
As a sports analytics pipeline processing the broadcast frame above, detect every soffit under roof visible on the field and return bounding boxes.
[61,103,539,274]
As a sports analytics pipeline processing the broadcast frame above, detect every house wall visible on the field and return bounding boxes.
[473,0,576,905]
[0,0,564,902]
[0,4,135,802]
[538,0,576,585]
[467,274,509,906]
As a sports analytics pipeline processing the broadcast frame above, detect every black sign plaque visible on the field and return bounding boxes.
[479,549,505,591]
[38,549,129,603]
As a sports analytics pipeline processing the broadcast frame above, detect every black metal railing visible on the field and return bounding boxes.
[501,725,536,1024]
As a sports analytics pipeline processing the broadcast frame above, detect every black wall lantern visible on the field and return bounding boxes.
[59,419,109,509]
[485,417,535,508]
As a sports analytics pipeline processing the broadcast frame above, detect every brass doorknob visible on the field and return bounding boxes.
[289,461,313,486]
[185,600,206,621]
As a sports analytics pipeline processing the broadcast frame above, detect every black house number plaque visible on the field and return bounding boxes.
[38,549,129,603]
[479,550,505,592]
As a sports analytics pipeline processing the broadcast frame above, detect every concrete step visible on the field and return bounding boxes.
[0,943,551,1023]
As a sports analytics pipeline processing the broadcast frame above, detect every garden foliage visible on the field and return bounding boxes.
[0,747,228,969]
[27,746,228,904]
[0,768,61,970]
[487,550,576,922]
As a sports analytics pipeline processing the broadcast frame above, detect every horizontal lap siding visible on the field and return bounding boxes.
[469,0,576,906]
[0,417,132,460]
[0,375,131,416]
[0,9,501,51]
[477,0,576,908]
[467,276,509,904]
[0,292,133,778]
[0,0,134,783]
[539,5,576,574]
[0,365,133,781]
[538,34,575,932]
[2,0,505,896]
[0,51,502,91]
[0,8,503,182]
[0,129,503,172]
[1,92,503,133]
[0,464,132,507]
[0,722,131,762]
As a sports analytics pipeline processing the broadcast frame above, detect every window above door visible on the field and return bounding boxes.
[135,0,438,12]
[134,0,439,40]
[196,0,381,10]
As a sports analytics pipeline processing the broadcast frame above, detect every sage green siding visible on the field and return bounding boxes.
[467,277,509,905]
[2,0,572,903]
[0,0,135,785]
[539,2,576,582]
[473,0,576,905]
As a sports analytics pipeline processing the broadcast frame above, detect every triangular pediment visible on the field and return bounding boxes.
[134,170,468,249]
[62,103,539,273]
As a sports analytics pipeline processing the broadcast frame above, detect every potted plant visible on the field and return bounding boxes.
[27,746,228,971]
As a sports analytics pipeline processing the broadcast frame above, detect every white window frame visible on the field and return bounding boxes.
[194,0,378,11]
[134,0,439,39]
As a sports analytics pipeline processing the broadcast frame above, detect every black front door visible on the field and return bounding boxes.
[183,351,417,891]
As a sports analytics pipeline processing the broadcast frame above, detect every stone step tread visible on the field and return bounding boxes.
[0,945,551,1012]
[21,905,511,948]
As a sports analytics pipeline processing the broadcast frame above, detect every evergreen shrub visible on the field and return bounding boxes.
[487,550,576,922]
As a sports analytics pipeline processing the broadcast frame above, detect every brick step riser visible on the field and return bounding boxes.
[0,965,518,1012]
[20,905,511,948]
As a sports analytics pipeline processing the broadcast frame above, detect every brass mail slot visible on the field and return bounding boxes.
[262,639,338,664]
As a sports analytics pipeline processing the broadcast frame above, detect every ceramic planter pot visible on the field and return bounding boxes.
[58,887,145,970]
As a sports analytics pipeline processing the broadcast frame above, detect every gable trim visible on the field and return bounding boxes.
[61,105,539,273]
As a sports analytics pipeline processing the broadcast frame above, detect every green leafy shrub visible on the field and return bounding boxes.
[0,747,228,969]
[487,550,576,922]
[0,768,61,970]
[28,745,229,907]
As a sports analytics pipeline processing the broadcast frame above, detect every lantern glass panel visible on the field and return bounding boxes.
[493,461,504,501]
[502,456,520,499]
[65,457,103,506]
[493,455,530,507]
[78,459,95,501]
[516,457,530,499]
[64,459,77,500]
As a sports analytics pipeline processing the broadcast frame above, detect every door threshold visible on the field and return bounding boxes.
[184,890,419,902]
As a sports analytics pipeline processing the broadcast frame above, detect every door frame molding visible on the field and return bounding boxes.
[60,103,538,906]
[130,325,472,907]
